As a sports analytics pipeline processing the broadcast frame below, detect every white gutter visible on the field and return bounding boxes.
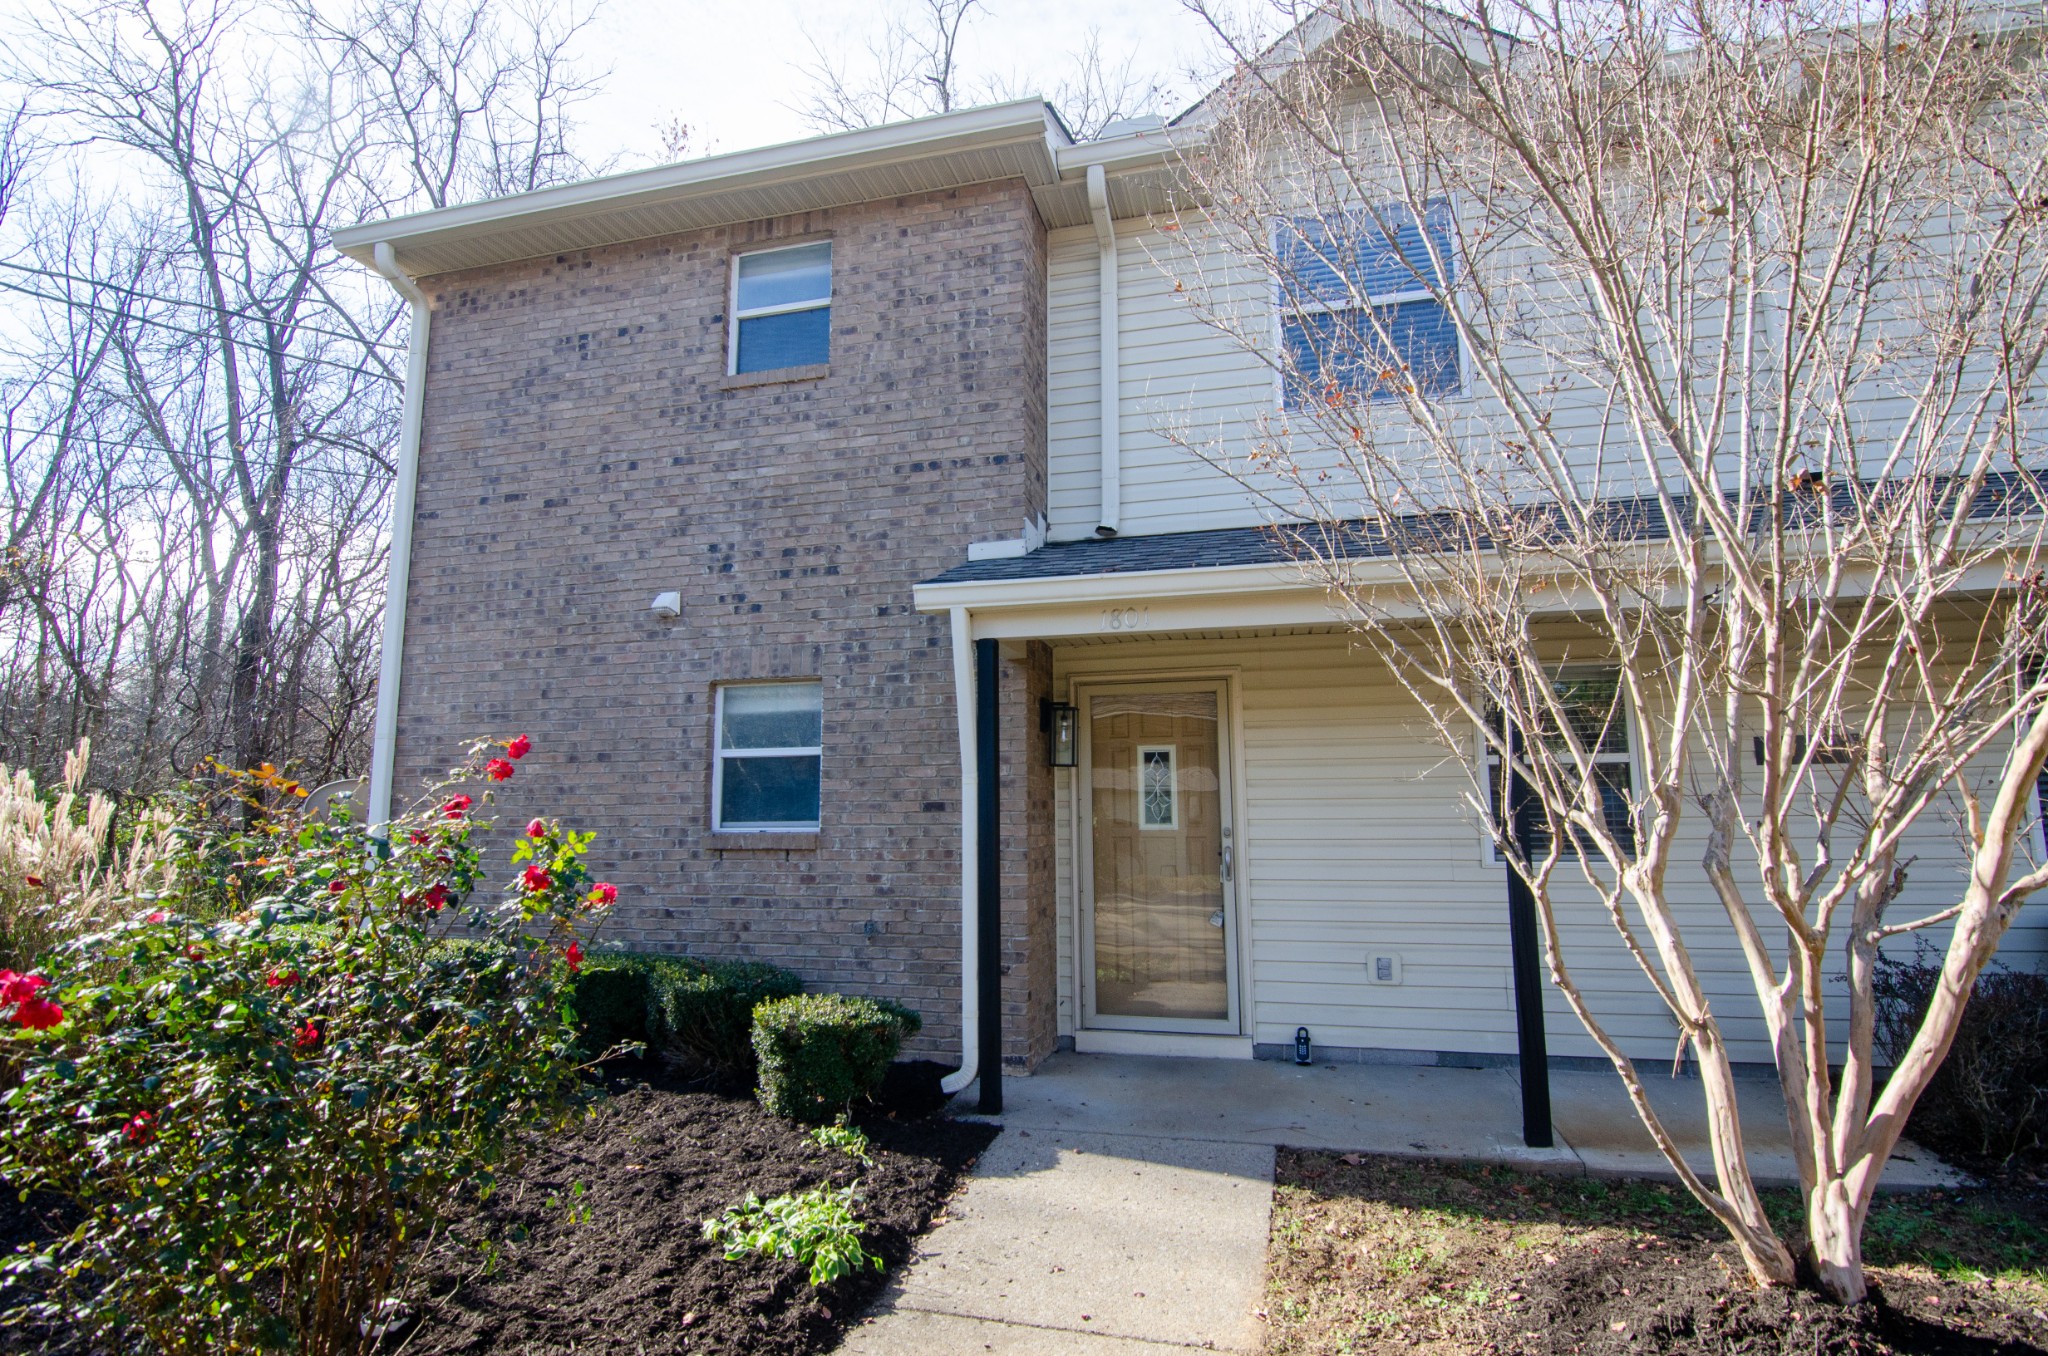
[366,242,431,833]
[1086,164,1120,537]
[940,606,980,1096]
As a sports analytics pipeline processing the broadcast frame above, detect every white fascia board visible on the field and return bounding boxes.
[913,560,1313,614]
[1052,125,1200,179]
[332,99,1069,269]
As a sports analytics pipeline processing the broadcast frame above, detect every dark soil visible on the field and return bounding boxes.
[393,1061,994,1356]
[1265,1149,2048,1355]
[0,1063,992,1356]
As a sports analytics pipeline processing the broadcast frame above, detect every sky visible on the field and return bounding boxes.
[576,0,1233,163]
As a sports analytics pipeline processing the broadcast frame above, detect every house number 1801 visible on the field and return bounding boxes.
[1100,606,1149,632]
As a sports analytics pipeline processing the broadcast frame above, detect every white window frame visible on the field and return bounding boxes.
[727,240,832,376]
[711,680,823,833]
[1475,667,1642,864]
[1137,744,1180,831]
[1272,201,1469,410]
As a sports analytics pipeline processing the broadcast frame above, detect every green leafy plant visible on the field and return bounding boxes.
[702,1185,882,1285]
[809,1117,873,1164]
[0,736,618,1355]
[752,992,921,1124]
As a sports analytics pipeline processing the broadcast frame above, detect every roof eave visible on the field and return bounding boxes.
[333,98,1071,277]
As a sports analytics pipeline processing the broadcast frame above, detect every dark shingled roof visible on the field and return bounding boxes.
[922,524,1310,585]
[919,471,2042,588]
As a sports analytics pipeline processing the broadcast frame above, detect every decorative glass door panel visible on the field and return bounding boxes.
[1083,684,1236,1029]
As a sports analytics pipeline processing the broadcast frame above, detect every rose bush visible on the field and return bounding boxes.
[0,737,615,1355]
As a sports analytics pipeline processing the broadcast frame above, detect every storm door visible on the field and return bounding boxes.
[1078,680,1240,1033]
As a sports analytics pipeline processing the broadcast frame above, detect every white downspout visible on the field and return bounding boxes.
[939,605,980,1096]
[1086,163,1120,537]
[366,242,431,833]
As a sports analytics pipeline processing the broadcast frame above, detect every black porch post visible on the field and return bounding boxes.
[974,638,1003,1115]
[1504,731,1553,1148]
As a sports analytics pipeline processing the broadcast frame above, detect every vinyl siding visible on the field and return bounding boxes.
[1049,630,2048,1064]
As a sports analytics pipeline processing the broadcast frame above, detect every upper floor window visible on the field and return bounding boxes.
[730,241,831,374]
[713,681,823,831]
[1277,201,1461,409]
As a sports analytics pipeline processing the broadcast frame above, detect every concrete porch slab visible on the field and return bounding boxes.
[971,1052,1961,1190]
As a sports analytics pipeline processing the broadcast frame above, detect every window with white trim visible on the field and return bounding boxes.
[1484,670,1638,860]
[713,681,822,831]
[730,241,831,374]
[1277,200,1461,408]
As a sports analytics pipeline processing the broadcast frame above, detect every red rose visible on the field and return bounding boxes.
[486,758,515,782]
[23,875,43,889]
[408,882,450,911]
[328,878,348,895]
[145,910,168,923]
[294,1019,322,1051]
[507,735,531,760]
[522,864,552,893]
[442,795,471,820]
[0,971,48,1005]
[408,830,430,846]
[266,970,299,988]
[186,946,204,962]
[564,941,584,973]
[123,1111,156,1145]
[13,996,63,1031]
[587,882,617,907]
[526,818,547,838]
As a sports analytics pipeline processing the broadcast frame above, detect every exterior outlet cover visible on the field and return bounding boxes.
[650,591,682,620]
[1367,953,1403,985]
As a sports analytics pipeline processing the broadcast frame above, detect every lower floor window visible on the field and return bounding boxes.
[1486,670,1638,860]
[714,681,822,831]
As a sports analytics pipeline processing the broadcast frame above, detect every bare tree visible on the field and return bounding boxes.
[1169,0,2048,1302]
[0,0,601,800]
[793,1,1181,140]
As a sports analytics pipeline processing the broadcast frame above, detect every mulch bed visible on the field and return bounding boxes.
[1264,1148,2048,1355]
[0,1063,993,1356]
[391,1060,994,1356]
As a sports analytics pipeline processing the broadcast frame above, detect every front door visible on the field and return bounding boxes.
[1079,681,1239,1033]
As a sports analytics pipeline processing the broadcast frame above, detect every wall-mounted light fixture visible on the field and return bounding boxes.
[1041,700,1078,768]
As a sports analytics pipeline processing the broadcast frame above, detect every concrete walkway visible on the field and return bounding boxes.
[836,1053,1959,1353]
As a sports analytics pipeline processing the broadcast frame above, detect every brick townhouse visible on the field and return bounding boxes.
[336,105,1072,1078]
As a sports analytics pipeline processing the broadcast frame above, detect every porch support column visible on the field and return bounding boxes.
[1505,743,1554,1148]
[974,637,1003,1114]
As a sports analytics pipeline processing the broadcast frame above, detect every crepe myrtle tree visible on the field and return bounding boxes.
[1166,0,2048,1302]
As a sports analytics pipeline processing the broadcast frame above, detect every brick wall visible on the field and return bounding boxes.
[392,179,1050,1064]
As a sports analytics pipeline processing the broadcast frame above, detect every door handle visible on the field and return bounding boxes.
[1220,842,1233,878]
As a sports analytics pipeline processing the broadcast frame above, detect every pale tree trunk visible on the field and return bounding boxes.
[1171,0,2048,1303]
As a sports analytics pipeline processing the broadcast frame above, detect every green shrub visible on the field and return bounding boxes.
[571,960,654,1059]
[0,738,618,1355]
[702,1184,882,1285]
[654,957,803,1080]
[751,993,921,1124]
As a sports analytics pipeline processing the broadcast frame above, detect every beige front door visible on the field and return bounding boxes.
[1080,681,1239,1033]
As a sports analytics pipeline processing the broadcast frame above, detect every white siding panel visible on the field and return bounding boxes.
[1050,631,2048,1065]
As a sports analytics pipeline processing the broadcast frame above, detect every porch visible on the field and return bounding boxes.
[959,1051,1961,1191]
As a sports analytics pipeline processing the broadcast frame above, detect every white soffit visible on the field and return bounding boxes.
[333,100,1073,279]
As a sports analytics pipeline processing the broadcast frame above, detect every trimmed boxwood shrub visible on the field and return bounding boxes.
[752,993,922,1124]
[655,958,805,1081]
[572,960,655,1059]
[568,953,803,1077]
